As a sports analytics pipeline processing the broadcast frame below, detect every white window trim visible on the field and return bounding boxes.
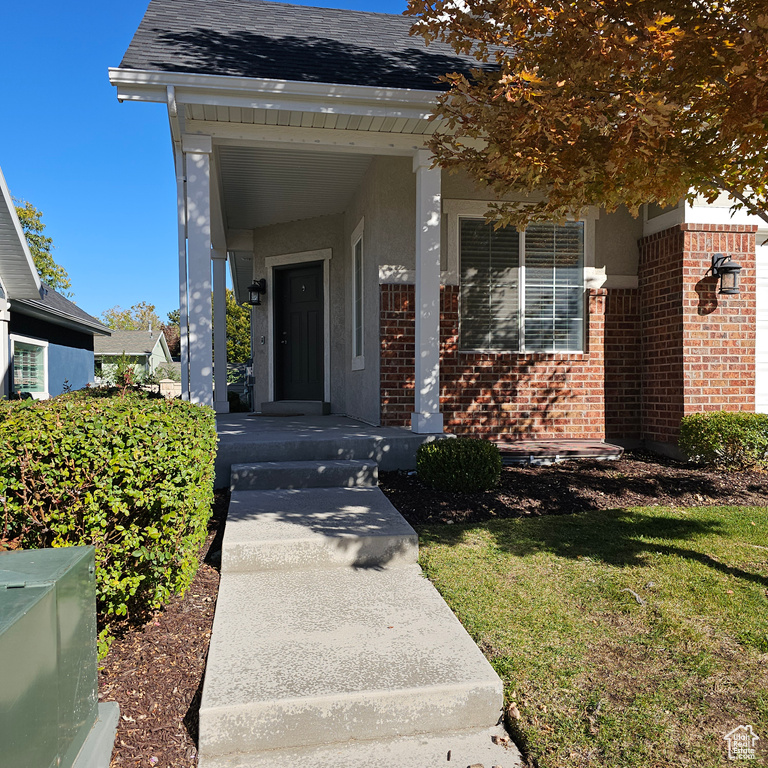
[351,218,365,371]
[448,204,596,354]
[10,334,49,399]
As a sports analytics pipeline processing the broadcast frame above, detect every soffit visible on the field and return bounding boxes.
[218,145,373,229]
[185,103,438,135]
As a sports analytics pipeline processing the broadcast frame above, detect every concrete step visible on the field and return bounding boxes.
[223,488,418,572]
[198,565,504,761]
[260,400,331,415]
[230,459,378,491]
[214,415,450,486]
[200,725,522,768]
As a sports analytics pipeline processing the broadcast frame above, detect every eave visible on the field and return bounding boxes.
[11,299,112,337]
[108,67,439,121]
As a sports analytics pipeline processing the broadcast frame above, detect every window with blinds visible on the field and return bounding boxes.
[13,341,46,393]
[460,219,584,352]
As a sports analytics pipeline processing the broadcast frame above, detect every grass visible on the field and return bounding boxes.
[418,506,768,767]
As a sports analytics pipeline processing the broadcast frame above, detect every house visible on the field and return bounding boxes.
[0,166,110,399]
[94,329,174,384]
[109,0,766,455]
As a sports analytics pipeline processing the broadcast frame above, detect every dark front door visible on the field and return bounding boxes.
[274,262,324,400]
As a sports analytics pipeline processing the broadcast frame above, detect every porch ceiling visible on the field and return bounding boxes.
[217,145,373,230]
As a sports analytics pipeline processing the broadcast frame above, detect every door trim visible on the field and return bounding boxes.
[265,248,332,402]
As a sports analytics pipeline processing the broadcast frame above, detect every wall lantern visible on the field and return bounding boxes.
[247,278,267,306]
[711,254,742,295]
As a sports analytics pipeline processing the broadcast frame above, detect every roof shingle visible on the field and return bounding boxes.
[94,330,166,356]
[119,0,481,91]
[13,284,110,335]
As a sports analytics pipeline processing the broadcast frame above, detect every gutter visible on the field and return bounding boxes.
[108,67,439,120]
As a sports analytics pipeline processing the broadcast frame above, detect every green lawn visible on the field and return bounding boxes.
[418,506,768,767]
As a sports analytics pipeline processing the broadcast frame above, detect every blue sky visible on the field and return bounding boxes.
[0,0,407,322]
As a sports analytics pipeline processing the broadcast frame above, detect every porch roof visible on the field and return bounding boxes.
[119,0,479,92]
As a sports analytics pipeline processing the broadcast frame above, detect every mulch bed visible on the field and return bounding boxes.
[98,489,229,768]
[378,451,768,527]
[99,452,768,766]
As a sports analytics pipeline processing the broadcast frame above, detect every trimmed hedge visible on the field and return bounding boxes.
[0,391,216,653]
[417,437,502,492]
[679,411,768,469]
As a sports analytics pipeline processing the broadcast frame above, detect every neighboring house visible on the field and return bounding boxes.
[109,0,766,455]
[94,330,174,384]
[0,166,110,399]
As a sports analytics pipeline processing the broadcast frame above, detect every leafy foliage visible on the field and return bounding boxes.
[156,363,181,382]
[101,301,163,332]
[0,392,216,654]
[679,411,768,468]
[407,0,768,228]
[160,295,250,363]
[14,199,72,295]
[225,289,251,364]
[417,437,502,492]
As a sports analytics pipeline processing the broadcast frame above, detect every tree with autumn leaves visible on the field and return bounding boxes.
[407,0,768,228]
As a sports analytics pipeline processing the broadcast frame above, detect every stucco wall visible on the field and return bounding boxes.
[343,160,383,423]
[595,206,643,278]
[444,169,642,279]
[250,214,346,411]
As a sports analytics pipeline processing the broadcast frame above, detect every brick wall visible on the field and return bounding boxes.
[638,223,756,445]
[638,226,686,444]
[381,222,756,446]
[380,284,607,439]
[604,288,642,440]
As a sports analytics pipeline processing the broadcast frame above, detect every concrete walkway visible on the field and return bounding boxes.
[198,454,522,767]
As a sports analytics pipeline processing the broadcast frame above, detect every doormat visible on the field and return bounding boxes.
[248,412,305,418]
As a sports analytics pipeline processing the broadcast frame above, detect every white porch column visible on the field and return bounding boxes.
[174,148,190,400]
[183,134,214,407]
[212,249,229,413]
[411,150,443,434]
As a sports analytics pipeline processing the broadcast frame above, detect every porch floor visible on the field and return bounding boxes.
[214,414,444,487]
[215,414,624,483]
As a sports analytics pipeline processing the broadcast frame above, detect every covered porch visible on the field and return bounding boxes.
[129,76,447,433]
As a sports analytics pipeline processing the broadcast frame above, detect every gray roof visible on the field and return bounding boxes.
[119,0,482,91]
[12,284,111,336]
[0,166,41,301]
[94,329,167,356]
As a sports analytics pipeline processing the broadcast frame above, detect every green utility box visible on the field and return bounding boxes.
[0,546,119,768]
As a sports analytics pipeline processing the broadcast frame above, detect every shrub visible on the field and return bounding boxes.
[417,437,502,492]
[679,411,768,469]
[0,391,217,654]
